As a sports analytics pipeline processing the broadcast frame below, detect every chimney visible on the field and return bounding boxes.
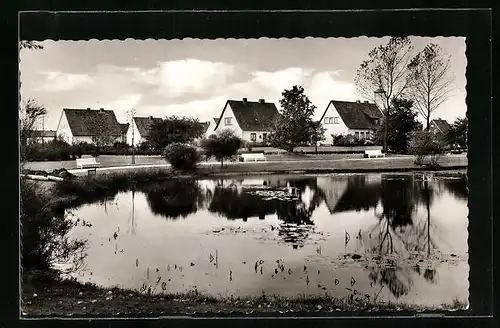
[242,98,248,104]
[150,116,153,120]
[364,101,369,104]
[99,108,104,112]
[86,107,91,110]
[259,99,265,104]
[356,100,361,103]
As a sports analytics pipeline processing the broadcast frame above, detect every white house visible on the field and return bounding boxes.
[205,117,220,138]
[213,98,279,144]
[30,130,57,143]
[56,108,124,145]
[126,116,163,146]
[319,100,384,145]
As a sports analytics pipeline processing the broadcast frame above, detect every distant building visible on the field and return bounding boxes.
[205,117,220,138]
[126,116,163,146]
[30,130,57,143]
[319,100,383,145]
[119,123,129,143]
[213,98,279,144]
[56,108,123,145]
[429,118,451,137]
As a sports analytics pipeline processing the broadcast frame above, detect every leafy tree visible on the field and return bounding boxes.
[147,116,205,151]
[163,142,201,171]
[354,37,414,152]
[373,98,422,153]
[407,44,455,131]
[19,41,43,50]
[202,130,243,168]
[268,85,324,152]
[444,117,467,149]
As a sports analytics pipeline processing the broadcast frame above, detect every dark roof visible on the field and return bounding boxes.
[200,122,210,134]
[31,130,56,138]
[320,100,383,130]
[213,117,220,125]
[215,100,279,132]
[62,108,123,136]
[119,123,129,135]
[134,117,163,137]
[430,119,451,134]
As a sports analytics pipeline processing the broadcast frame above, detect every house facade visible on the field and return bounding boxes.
[429,118,451,138]
[126,116,163,146]
[213,98,279,144]
[56,108,123,145]
[205,118,220,138]
[30,130,57,143]
[319,100,383,145]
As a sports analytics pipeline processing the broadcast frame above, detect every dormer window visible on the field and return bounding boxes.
[224,117,232,126]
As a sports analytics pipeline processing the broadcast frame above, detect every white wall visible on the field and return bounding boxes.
[242,131,270,143]
[321,102,350,144]
[126,120,145,146]
[56,112,74,144]
[205,121,217,138]
[213,103,244,138]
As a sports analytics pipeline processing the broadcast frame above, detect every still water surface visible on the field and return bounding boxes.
[65,173,468,307]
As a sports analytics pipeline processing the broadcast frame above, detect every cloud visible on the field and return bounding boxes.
[155,59,236,97]
[36,71,91,91]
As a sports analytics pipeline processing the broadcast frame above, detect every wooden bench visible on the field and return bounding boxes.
[364,149,385,158]
[76,157,101,169]
[240,152,266,162]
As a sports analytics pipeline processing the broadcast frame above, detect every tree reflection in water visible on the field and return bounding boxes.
[141,180,207,219]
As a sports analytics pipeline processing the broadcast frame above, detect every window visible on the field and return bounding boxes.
[224,117,232,126]
[324,117,331,124]
[324,117,337,124]
[333,117,340,124]
[250,133,256,141]
[355,132,359,138]
[359,132,365,139]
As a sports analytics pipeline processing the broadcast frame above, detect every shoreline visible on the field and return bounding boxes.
[21,272,467,317]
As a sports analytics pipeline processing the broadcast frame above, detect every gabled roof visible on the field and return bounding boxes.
[200,122,210,134]
[31,130,57,138]
[320,100,383,130]
[119,123,129,135]
[134,116,163,137]
[430,119,451,134]
[62,108,123,136]
[214,99,279,132]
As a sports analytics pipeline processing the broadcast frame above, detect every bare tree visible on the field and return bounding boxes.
[354,37,414,152]
[87,113,114,156]
[20,99,46,162]
[407,44,455,131]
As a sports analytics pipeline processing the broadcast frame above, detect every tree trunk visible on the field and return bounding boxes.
[426,114,430,131]
[383,117,389,153]
[220,158,224,169]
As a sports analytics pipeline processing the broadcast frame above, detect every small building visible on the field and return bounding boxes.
[119,123,129,143]
[205,117,220,138]
[56,108,123,145]
[126,116,163,146]
[30,130,57,143]
[213,98,279,144]
[319,100,383,145]
[429,118,451,137]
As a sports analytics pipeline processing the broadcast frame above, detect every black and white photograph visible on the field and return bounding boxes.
[19,31,471,316]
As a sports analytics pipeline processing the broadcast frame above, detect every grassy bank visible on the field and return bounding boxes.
[21,271,467,317]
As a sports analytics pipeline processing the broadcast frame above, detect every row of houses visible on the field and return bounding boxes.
[34,98,451,146]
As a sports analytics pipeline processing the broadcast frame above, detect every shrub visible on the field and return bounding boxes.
[20,179,87,273]
[408,131,445,166]
[163,143,201,171]
[332,134,368,147]
[201,130,243,168]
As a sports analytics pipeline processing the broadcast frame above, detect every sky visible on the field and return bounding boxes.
[19,37,466,131]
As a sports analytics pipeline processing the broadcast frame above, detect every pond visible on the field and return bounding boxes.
[62,172,469,308]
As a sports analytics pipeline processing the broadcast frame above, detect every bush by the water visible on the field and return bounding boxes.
[408,131,445,166]
[20,179,86,273]
[25,139,82,161]
[163,143,201,171]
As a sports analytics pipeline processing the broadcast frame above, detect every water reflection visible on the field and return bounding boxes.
[60,173,468,305]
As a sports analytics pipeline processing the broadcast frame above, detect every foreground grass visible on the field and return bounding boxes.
[21,271,468,317]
